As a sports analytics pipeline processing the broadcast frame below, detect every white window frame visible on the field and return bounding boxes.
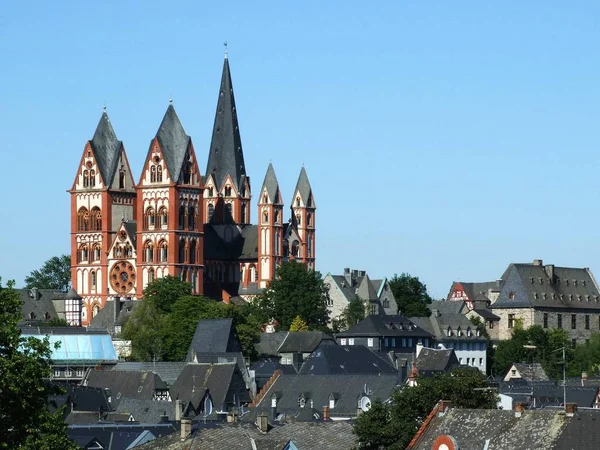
[348,338,355,346]
[367,338,374,347]
[340,338,347,345]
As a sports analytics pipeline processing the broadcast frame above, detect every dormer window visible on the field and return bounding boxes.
[271,394,277,408]
[328,393,337,409]
[208,187,214,197]
[263,194,268,203]
[447,327,452,337]
[296,197,301,207]
[509,292,515,300]
[298,394,307,408]
[467,328,472,337]
[457,327,462,337]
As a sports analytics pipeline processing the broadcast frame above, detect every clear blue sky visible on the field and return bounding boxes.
[2,1,600,298]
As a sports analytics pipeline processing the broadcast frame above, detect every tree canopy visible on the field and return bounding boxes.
[389,273,433,317]
[24,255,71,291]
[0,279,78,449]
[353,367,497,450]
[122,276,261,362]
[289,315,309,332]
[254,261,330,330]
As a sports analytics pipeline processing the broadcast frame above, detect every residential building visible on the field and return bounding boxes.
[410,303,488,372]
[18,287,82,326]
[446,280,500,310]
[407,401,600,450]
[84,370,171,408]
[499,381,600,409]
[70,54,316,325]
[503,363,549,382]
[110,361,188,386]
[412,346,459,378]
[276,331,336,370]
[335,314,433,353]
[490,259,600,342]
[324,268,398,321]
[68,423,176,450]
[20,326,118,382]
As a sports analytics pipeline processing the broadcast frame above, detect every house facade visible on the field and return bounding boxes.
[70,54,316,324]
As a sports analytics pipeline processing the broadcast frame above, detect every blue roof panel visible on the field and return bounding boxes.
[22,333,118,361]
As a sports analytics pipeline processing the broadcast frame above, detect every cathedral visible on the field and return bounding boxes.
[69,54,316,325]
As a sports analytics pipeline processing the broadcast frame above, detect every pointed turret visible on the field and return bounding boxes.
[155,104,191,182]
[292,167,314,207]
[90,111,123,186]
[260,163,282,205]
[205,56,247,192]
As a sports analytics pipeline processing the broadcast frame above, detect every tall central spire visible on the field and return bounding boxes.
[205,55,247,191]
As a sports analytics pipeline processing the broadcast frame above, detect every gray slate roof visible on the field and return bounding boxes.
[336,314,433,338]
[17,288,63,323]
[205,57,247,191]
[411,408,569,450]
[493,262,600,310]
[260,163,281,204]
[293,167,314,206]
[90,112,124,186]
[139,421,356,450]
[414,348,458,374]
[448,281,499,302]
[508,363,549,382]
[298,344,398,375]
[111,362,187,385]
[203,224,258,261]
[116,398,176,423]
[278,332,335,353]
[89,299,138,335]
[85,370,168,408]
[410,308,486,342]
[154,104,191,183]
[255,332,288,357]
[357,274,379,301]
[186,318,238,357]
[68,423,176,450]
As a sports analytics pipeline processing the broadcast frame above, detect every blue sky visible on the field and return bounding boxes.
[2,1,600,298]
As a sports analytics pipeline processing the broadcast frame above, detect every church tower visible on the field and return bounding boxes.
[69,110,136,325]
[204,53,251,225]
[289,167,316,270]
[135,104,204,297]
[257,163,284,288]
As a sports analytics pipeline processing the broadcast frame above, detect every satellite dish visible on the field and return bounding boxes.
[360,396,371,412]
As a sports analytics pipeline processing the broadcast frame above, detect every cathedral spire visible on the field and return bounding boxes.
[154,104,191,183]
[90,111,122,186]
[205,55,247,192]
[292,167,314,207]
[260,163,281,205]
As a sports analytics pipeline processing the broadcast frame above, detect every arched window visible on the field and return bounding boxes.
[208,187,214,197]
[83,170,89,187]
[296,197,300,207]
[144,241,154,262]
[189,240,196,264]
[179,205,186,229]
[78,244,89,263]
[262,194,268,203]
[125,244,133,258]
[296,214,301,226]
[89,170,96,187]
[274,231,280,256]
[145,207,155,230]
[224,186,232,196]
[156,165,163,182]
[250,265,257,283]
[148,268,155,283]
[263,211,269,224]
[179,238,186,263]
[307,213,312,227]
[291,240,299,258]
[90,207,102,231]
[119,170,125,189]
[225,204,233,223]
[77,207,89,231]
[188,205,195,230]
[241,204,247,223]
[92,244,101,261]
[307,237,313,257]
[159,207,168,227]
[274,210,279,223]
[183,163,191,184]
[92,304,100,318]
[159,240,168,262]
[91,270,97,287]
[207,203,214,222]
[150,165,157,183]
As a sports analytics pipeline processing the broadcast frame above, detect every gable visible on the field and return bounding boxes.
[138,138,172,186]
[71,142,105,191]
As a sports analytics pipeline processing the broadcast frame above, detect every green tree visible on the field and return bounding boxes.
[289,315,309,332]
[24,255,71,291]
[143,275,192,313]
[354,367,497,450]
[334,298,366,332]
[569,333,600,376]
[389,273,433,317]
[255,261,330,330]
[0,279,79,449]
[45,317,70,327]
[122,299,166,361]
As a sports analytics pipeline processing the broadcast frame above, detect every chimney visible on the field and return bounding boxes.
[533,259,543,266]
[514,402,526,417]
[114,297,123,323]
[270,405,277,422]
[582,371,588,386]
[344,268,352,286]
[544,264,555,282]
[565,403,578,416]
[323,405,330,421]
[180,418,192,441]
[256,413,269,433]
[175,399,182,421]
[416,340,424,357]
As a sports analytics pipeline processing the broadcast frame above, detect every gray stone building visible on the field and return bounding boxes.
[490,260,600,344]
[324,268,398,323]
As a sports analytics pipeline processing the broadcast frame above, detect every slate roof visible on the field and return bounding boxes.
[298,344,398,375]
[428,300,466,315]
[410,308,486,342]
[293,167,314,206]
[410,408,568,450]
[492,262,600,310]
[139,421,356,450]
[68,423,176,450]
[255,332,288,357]
[472,308,500,320]
[85,370,168,408]
[414,348,459,374]
[123,221,137,248]
[116,398,176,423]
[278,332,335,353]
[448,281,499,302]
[205,56,247,191]
[336,314,433,338]
[554,410,600,450]
[58,384,112,412]
[357,274,379,301]
[500,382,599,408]
[153,104,191,183]
[260,163,281,204]
[250,358,298,380]
[89,111,124,186]
[89,299,138,334]
[254,374,399,418]
[508,363,549,382]
[186,318,237,356]
[17,288,63,323]
[203,224,259,261]
[169,363,249,409]
[111,362,188,386]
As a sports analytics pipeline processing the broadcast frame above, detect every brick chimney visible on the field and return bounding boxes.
[256,413,269,433]
[533,259,543,266]
[514,402,526,417]
[180,418,192,441]
[323,405,330,421]
[565,403,578,416]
